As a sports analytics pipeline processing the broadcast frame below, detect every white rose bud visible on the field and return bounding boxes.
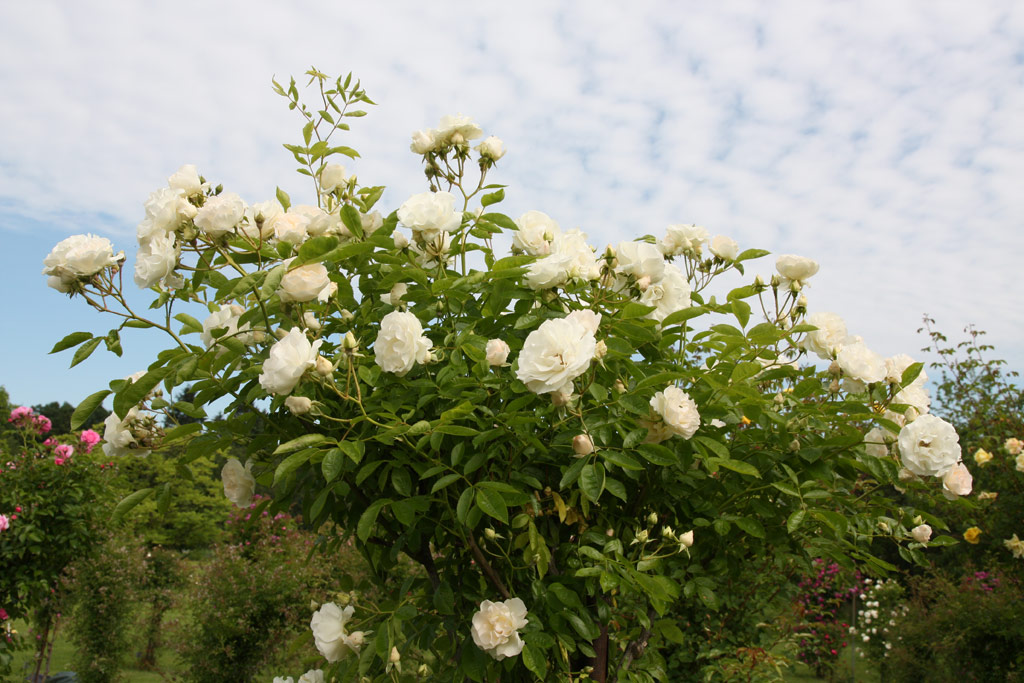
[340,309,355,323]
[613,379,627,394]
[594,340,608,360]
[315,356,334,377]
[478,136,506,161]
[775,254,820,282]
[636,275,651,291]
[285,395,313,415]
[662,525,676,540]
[389,647,401,665]
[303,311,322,332]
[485,339,510,366]
[709,235,739,261]
[647,512,658,525]
[392,231,410,249]
[679,530,695,548]
[343,331,359,351]
[551,391,572,407]
[319,164,348,193]
[911,524,932,544]
[573,434,595,456]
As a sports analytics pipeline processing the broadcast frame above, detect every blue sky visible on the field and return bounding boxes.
[1,1,1022,408]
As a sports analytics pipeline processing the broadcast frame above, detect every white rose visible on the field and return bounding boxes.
[221,457,255,507]
[194,192,246,237]
[101,407,150,458]
[863,427,890,458]
[565,310,602,336]
[516,317,597,394]
[392,231,410,250]
[280,264,334,303]
[512,211,561,256]
[410,129,437,154]
[290,204,332,237]
[660,224,708,256]
[381,283,408,307]
[470,598,528,661]
[801,312,849,360]
[134,232,180,289]
[709,235,739,261]
[201,304,250,348]
[837,341,887,384]
[911,524,932,544]
[374,311,431,376]
[525,251,572,290]
[303,311,322,332]
[361,211,384,235]
[434,114,483,146]
[680,530,695,548]
[410,230,454,269]
[897,414,961,477]
[941,462,973,498]
[268,210,311,245]
[43,234,123,292]
[259,328,323,395]
[137,187,196,240]
[893,384,931,418]
[398,191,462,242]
[319,164,348,193]
[284,395,313,415]
[310,602,361,662]
[552,229,601,283]
[240,200,284,241]
[297,670,324,683]
[637,266,691,323]
[573,434,595,456]
[485,339,511,366]
[885,354,927,386]
[478,135,506,160]
[650,386,701,440]
[167,164,204,196]
[615,241,666,283]
[775,254,819,282]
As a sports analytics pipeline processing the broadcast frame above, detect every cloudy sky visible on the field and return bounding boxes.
[1,1,1022,408]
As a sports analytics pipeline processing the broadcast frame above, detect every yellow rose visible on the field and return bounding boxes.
[964,527,983,544]
[973,448,993,466]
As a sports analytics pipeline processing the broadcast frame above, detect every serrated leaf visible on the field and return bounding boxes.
[49,331,93,354]
[579,463,606,502]
[274,448,314,485]
[522,642,548,680]
[71,389,111,430]
[70,337,102,368]
[274,433,329,455]
[476,488,508,524]
[322,448,344,482]
[357,499,390,542]
[111,488,154,523]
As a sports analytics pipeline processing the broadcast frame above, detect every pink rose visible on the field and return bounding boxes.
[34,415,52,434]
[79,429,101,452]
[0,514,9,532]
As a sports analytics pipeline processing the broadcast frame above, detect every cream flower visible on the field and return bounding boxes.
[837,341,887,384]
[137,187,196,240]
[512,211,560,256]
[775,254,819,283]
[524,229,600,290]
[167,164,204,196]
[974,448,993,466]
[863,427,889,458]
[319,164,348,193]
[310,603,363,662]
[398,191,462,242]
[660,224,708,256]
[615,240,666,283]
[134,232,179,289]
[434,114,483,146]
[897,414,961,477]
[485,339,511,366]
[279,263,335,303]
[259,328,323,395]
[374,311,431,376]
[800,312,849,360]
[101,407,150,458]
[43,234,123,292]
[1006,437,1024,455]
[709,235,739,261]
[477,136,506,160]
[470,598,528,661]
[638,266,691,323]
[911,524,932,544]
[649,386,701,440]
[221,458,256,507]
[941,462,973,498]
[1004,534,1024,559]
[194,192,246,237]
[269,210,311,245]
[515,316,597,394]
[201,304,251,348]
[1016,453,1024,473]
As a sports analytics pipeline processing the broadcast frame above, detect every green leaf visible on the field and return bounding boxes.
[174,313,204,335]
[294,235,340,265]
[430,473,461,494]
[708,457,760,478]
[261,264,287,300]
[734,517,766,538]
[787,509,806,534]
[579,463,606,502]
[274,433,329,455]
[111,488,154,523]
[522,642,548,680]
[357,499,390,542]
[636,443,677,466]
[658,621,687,645]
[475,488,508,524]
[276,186,291,211]
[340,204,364,238]
[736,248,770,262]
[661,305,707,327]
[274,448,314,485]
[70,337,102,368]
[49,331,93,354]
[71,389,111,430]
[322,448,344,482]
[693,435,730,460]
[114,366,172,419]
[620,302,656,320]
[163,422,203,443]
[456,487,474,525]
[731,300,751,328]
[480,188,505,207]
[900,362,925,386]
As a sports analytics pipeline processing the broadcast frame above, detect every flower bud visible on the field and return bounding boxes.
[754,274,765,287]
[485,339,510,366]
[417,664,429,677]
[551,391,572,407]
[315,356,334,377]
[774,393,785,405]
[636,275,651,291]
[284,395,313,415]
[828,379,840,394]
[662,525,676,540]
[613,379,627,394]
[343,331,358,351]
[797,294,808,309]
[303,311,321,332]
[632,529,649,545]
[606,528,615,537]
[790,279,802,293]
[594,340,608,360]
[389,647,401,664]
[573,434,595,456]
[340,309,355,323]
[274,327,289,340]
[647,511,658,525]
[679,530,694,548]
[392,231,410,250]
[484,528,497,540]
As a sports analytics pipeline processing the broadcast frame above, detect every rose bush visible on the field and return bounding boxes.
[43,69,965,682]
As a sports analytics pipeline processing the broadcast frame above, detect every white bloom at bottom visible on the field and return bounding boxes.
[897,414,961,477]
[374,311,432,376]
[911,524,932,544]
[298,669,325,683]
[221,458,255,507]
[515,316,597,394]
[471,598,528,660]
[259,328,323,395]
[942,462,973,498]
[310,602,363,662]
[649,386,701,440]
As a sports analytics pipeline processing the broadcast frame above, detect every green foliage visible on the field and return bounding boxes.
[883,571,1024,682]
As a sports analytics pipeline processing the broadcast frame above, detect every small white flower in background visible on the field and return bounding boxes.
[709,235,739,261]
[512,210,560,256]
[1005,437,1024,455]
[259,328,323,395]
[485,339,510,366]
[201,304,251,348]
[374,311,432,376]
[471,598,528,660]
[863,427,890,458]
[837,341,887,384]
[269,210,311,245]
[167,164,205,196]
[942,462,973,499]
[800,312,849,360]
[524,229,600,290]
[710,418,726,429]
[297,669,324,683]
[573,434,595,456]
[380,283,408,307]
[319,164,348,193]
[649,386,701,440]
[1004,534,1024,559]
[293,205,332,237]
[194,192,246,238]
[302,311,321,332]
[1016,453,1024,472]
[614,240,666,284]
[434,113,483,146]
[221,458,255,507]
[410,128,437,154]
[239,199,283,241]
[637,265,691,323]
[102,407,151,458]
[893,384,931,420]
[775,254,819,283]
[911,524,932,544]
[660,224,708,256]
[42,234,124,292]
[897,414,962,477]
[885,354,927,386]
[477,135,505,160]
[679,530,695,548]
[392,230,410,249]
[310,602,363,662]
[398,191,462,242]
[279,263,335,303]
[134,232,180,289]
[516,316,597,394]
[284,395,313,415]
